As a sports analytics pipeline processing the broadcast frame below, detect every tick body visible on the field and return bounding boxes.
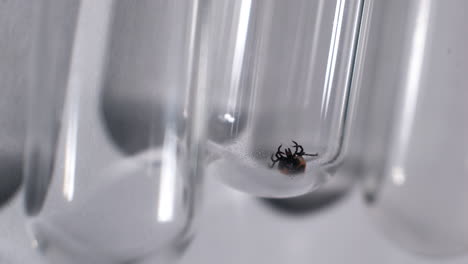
[270,141,318,176]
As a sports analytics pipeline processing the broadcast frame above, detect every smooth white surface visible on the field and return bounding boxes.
[2,177,468,264]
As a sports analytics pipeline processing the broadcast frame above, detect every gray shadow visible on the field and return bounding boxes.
[0,152,23,209]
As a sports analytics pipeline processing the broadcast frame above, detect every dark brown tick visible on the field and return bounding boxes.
[270,141,318,175]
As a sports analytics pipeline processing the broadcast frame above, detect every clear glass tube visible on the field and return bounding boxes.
[0,1,48,263]
[361,0,468,258]
[201,0,364,198]
[24,0,204,263]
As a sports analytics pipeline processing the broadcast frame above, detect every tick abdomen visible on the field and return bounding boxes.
[278,156,306,175]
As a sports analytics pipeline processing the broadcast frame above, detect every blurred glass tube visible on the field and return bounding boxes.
[25,0,204,263]
[362,0,468,258]
[0,2,45,262]
[200,0,364,198]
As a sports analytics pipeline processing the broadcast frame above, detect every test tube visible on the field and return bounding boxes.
[361,0,468,258]
[0,2,42,262]
[24,0,204,263]
[201,0,364,198]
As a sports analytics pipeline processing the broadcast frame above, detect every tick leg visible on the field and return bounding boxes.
[275,152,284,159]
[303,153,319,157]
[275,144,286,159]
[292,141,304,156]
[270,154,279,168]
[292,140,299,147]
[276,144,283,153]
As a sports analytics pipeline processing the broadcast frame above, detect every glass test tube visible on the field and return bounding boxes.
[362,0,468,258]
[24,1,204,263]
[201,0,364,198]
[0,2,42,262]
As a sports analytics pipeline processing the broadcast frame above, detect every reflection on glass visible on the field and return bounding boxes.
[202,0,364,198]
[24,0,204,263]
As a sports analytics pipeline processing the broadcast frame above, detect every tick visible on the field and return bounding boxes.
[270,141,318,175]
